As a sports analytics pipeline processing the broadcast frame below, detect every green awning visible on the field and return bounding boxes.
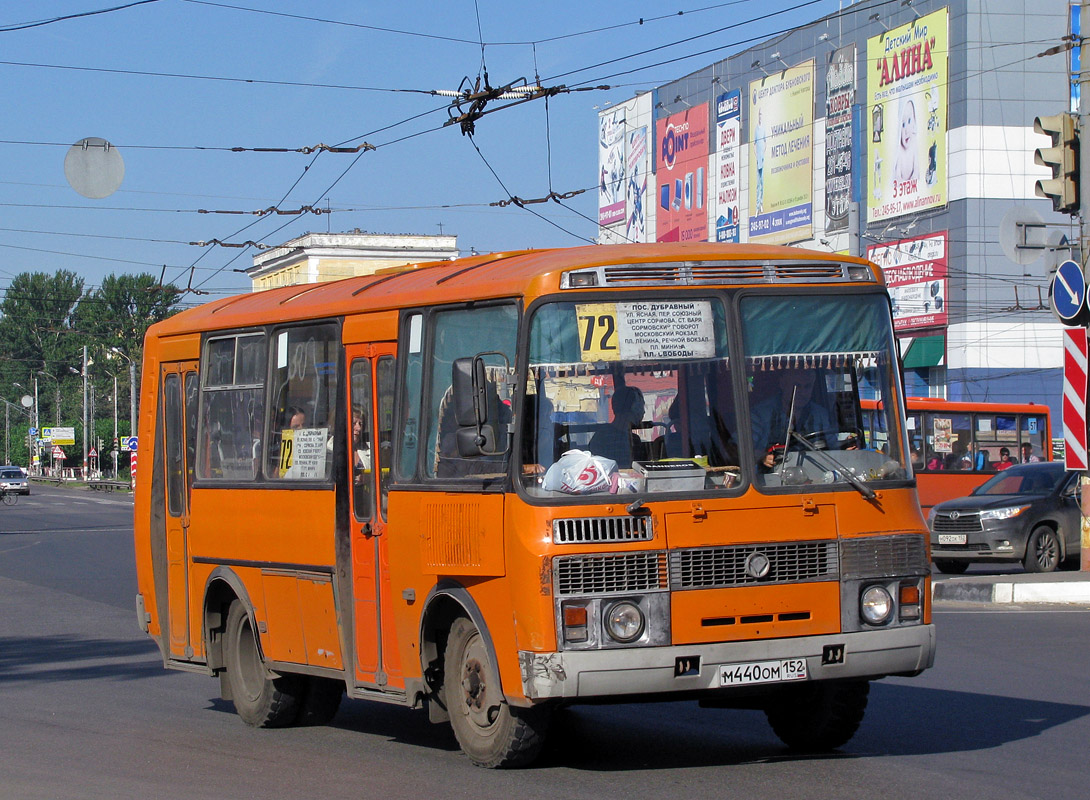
[901,335,945,369]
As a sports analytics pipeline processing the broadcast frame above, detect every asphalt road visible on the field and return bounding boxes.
[1,485,1088,799]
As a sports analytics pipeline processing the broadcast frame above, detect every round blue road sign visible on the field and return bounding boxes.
[1052,259,1087,324]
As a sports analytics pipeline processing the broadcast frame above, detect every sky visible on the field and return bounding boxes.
[0,0,845,304]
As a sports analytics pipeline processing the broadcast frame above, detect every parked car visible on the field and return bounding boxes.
[0,466,29,495]
[928,461,1080,574]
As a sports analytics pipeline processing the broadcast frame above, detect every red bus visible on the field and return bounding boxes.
[862,397,1051,511]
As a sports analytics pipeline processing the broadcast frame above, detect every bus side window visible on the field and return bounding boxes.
[197,332,265,481]
[425,304,517,480]
[265,323,339,481]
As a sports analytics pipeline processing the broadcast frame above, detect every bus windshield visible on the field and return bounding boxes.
[521,292,908,497]
[740,293,907,490]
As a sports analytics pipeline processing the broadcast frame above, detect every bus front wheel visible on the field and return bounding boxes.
[223,601,302,727]
[443,616,550,768]
[764,679,869,752]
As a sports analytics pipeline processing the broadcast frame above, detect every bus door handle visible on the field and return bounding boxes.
[360,522,373,537]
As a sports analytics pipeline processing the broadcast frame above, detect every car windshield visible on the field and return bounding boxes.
[0,470,22,479]
[972,464,1065,496]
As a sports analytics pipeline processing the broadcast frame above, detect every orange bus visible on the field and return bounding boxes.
[134,242,935,768]
[861,397,1051,511]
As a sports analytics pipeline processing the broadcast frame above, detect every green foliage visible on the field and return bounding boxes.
[0,270,181,465]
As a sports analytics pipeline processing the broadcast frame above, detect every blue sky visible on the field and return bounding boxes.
[0,0,842,301]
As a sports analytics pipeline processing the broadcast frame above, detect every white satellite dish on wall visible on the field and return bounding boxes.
[64,137,124,199]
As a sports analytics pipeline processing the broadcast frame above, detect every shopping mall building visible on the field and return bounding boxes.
[597,0,1074,427]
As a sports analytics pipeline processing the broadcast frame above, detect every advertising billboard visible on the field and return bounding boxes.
[748,60,815,244]
[714,90,742,243]
[626,126,648,242]
[867,231,948,332]
[825,45,856,234]
[598,108,627,226]
[867,7,948,223]
[655,103,710,242]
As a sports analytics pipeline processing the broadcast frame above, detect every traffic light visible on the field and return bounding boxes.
[1034,113,1079,214]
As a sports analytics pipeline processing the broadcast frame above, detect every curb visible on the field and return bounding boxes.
[933,580,1090,605]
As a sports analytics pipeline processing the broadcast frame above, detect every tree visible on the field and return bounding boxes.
[0,270,86,426]
[76,272,182,363]
[74,272,182,442]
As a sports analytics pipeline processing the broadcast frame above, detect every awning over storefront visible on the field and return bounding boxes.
[901,334,945,369]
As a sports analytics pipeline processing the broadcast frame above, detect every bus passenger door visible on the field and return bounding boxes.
[347,344,402,691]
[162,362,198,660]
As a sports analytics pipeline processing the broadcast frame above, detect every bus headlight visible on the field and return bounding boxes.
[604,601,644,643]
[860,585,893,625]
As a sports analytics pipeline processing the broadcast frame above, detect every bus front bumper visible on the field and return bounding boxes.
[517,623,936,701]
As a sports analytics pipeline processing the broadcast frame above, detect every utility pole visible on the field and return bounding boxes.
[1080,0,1090,571]
[82,345,88,481]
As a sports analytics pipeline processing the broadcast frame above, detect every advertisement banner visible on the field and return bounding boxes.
[825,45,856,233]
[656,103,710,242]
[867,231,948,332]
[748,60,815,244]
[867,7,948,223]
[714,90,742,243]
[626,126,648,242]
[598,109,626,226]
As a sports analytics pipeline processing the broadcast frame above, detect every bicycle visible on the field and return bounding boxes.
[1,487,17,506]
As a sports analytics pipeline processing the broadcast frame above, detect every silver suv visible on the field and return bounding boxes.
[0,467,29,495]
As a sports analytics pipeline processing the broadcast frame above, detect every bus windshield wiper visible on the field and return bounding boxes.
[787,430,877,501]
[778,386,799,479]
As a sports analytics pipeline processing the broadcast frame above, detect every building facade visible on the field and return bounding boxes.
[598,0,1074,428]
[247,231,459,291]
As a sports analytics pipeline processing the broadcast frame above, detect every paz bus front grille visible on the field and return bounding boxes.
[553,516,654,544]
[553,552,668,596]
[669,541,839,589]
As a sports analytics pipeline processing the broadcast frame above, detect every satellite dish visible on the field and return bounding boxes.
[998,205,1044,266]
[64,137,124,199]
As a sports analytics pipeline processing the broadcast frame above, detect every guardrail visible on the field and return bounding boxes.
[88,480,130,492]
[28,476,132,492]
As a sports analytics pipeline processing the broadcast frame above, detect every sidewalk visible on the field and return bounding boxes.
[932,568,1090,605]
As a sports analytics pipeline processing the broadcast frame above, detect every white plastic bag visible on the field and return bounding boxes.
[542,449,617,494]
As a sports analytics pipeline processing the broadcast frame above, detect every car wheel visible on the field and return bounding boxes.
[934,560,970,575]
[1023,526,1061,573]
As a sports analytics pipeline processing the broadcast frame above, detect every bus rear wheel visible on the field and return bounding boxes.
[764,679,869,752]
[223,601,302,727]
[443,617,550,768]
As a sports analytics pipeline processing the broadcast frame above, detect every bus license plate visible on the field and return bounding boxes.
[938,534,967,545]
[719,659,808,687]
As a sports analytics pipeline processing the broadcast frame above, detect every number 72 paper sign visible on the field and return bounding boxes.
[576,301,715,362]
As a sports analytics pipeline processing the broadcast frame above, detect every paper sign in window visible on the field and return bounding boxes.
[576,301,714,362]
[278,427,328,479]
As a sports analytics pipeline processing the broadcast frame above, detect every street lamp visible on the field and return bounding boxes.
[108,347,137,480]
[99,368,120,479]
[108,347,137,441]
[69,345,89,479]
[14,382,35,473]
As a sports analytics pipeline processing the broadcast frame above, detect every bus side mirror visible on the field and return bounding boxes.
[452,357,480,428]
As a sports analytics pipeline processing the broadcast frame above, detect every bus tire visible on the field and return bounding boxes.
[223,601,301,728]
[764,679,869,752]
[443,616,550,768]
[295,677,343,726]
[934,559,969,574]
